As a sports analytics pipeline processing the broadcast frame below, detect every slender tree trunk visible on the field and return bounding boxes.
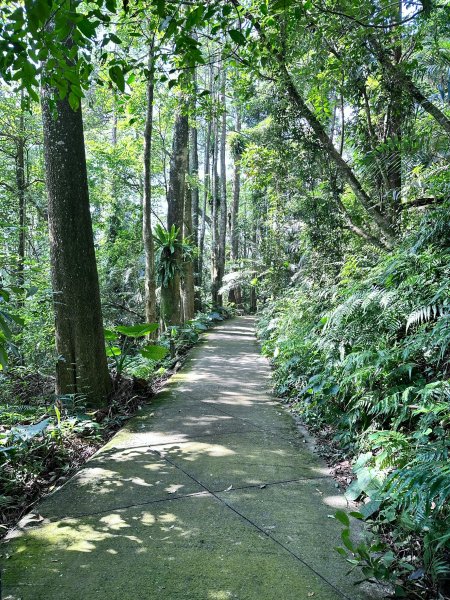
[218,67,227,305]
[182,149,195,321]
[41,87,111,406]
[198,114,211,295]
[210,110,220,306]
[198,67,213,297]
[16,96,26,295]
[107,107,120,244]
[229,108,242,306]
[386,2,403,220]
[282,71,395,245]
[143,37,157,327]
[190,69,201,311]
[250,225,257,314]
[161,100,189,327]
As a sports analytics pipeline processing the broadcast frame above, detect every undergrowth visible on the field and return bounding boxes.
[258,208,450,599]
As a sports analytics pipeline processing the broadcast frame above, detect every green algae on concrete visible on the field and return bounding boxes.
[33,446,204,519]
[216,480,384,600]
[152,429,329,490]
[3,494,344,600]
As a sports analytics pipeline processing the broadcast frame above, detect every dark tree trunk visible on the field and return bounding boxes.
[218,67,227,305]
[41,88,111,406]
[385,4,403,220]
[198,67,213,296]
[16,99,26,295]
[250,225,257,314]
[189,69,201,311]
[210,111,220,306]
[182,154,195,321]
[143,38,157,328]
[162,101,189,327]
[229,109,242,307]
[198,114,211,296]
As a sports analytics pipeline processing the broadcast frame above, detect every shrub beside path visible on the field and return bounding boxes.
[2,317,383,600]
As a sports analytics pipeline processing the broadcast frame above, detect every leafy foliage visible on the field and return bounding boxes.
[258,207,450,594]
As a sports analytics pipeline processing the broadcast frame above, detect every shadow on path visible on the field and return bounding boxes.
[2,317,384,600]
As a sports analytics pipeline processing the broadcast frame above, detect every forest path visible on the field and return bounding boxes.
[2,317,381,600]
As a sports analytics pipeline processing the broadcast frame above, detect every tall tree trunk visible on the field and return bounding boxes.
[198,67,213,296]
[161,100,189,327]
[190,68,201,311]
[182,145,195,321]
[250,225,257,314]
[229,108,242,307]
[385,2,402,220]
[218,67,227,306]
[210,112,220,306]
[143,37,157,327]
[41,88,111,406]
[16,94,26,295]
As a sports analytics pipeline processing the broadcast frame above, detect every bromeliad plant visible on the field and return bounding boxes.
[104,323,168,377]
[153,223,194,287]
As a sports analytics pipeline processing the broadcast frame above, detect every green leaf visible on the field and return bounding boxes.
[155,0,166,17]
[109,65,125,92]
[334,510,350,527]
[186,6,204,28]
[341,528,355,552]
[229,30,246,46]
[106,346,121,357]
[68,92,79,111]
[140,345,168,361]
[115,323,159,337]
[104,328,118,341]
[349,511,364,520]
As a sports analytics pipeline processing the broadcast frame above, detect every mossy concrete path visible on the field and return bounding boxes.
[2,317,381,600]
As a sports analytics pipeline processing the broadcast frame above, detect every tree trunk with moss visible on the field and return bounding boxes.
[41,88,111,406]
[161,101,189,327]
[143,38,157,328]
[182,159,195,321]
[217,67,227,306]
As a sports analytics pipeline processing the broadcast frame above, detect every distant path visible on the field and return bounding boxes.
[2,317,381,599]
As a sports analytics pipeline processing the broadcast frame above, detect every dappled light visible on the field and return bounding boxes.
[2,320,379,600]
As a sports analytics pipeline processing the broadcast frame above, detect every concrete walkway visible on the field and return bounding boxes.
[2,317,380,600]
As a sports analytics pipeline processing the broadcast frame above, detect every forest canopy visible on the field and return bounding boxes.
[0,0,450,597]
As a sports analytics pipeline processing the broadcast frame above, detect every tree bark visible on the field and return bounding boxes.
[41,88,111,406]
[189,69,201,311]
[210,112,220,306]
[16,95,26,295]
[229,108,242,307]
[218,67,227,305]
[198,68,213,296]
[143,37,157,328]
[182,147,195,321]
[161,100,189,327]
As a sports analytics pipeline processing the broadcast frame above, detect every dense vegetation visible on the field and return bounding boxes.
[0,0,449,596]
